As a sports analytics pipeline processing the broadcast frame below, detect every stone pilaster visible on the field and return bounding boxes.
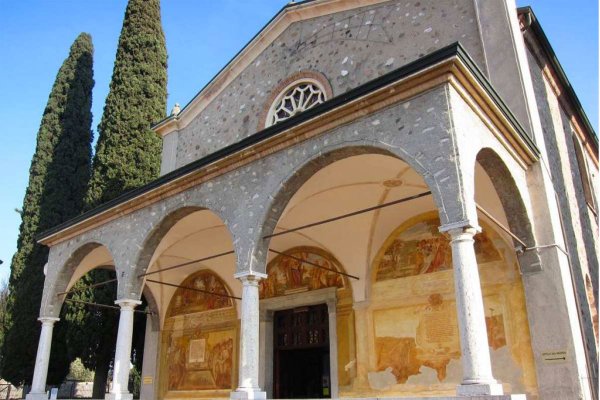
[105,299,141,400]
[442,224,504,396]
[352,301,370,390]
[231,272,267,400]
[26,317,60,400]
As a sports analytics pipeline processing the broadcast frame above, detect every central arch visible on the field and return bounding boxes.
[257,148,440,398]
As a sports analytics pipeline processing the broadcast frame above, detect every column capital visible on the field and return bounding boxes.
[352,300,370,311]
[38,316,60,326]
[439,220,481,236]
[114,298,142,310]
[234,271,267,284]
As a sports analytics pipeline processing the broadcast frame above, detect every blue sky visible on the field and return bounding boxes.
[0,0,597,284]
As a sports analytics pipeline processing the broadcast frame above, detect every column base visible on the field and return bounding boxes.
[457,382,505,396]
[230,388,267,399]
[105,392,133,400]
[26,393,49,400]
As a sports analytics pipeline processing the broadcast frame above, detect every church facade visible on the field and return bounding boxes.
[28,1,598,399]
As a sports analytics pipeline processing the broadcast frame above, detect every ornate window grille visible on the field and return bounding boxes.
[266,79,327,127]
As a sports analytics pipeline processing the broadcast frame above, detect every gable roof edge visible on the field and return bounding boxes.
[153,0,393,137]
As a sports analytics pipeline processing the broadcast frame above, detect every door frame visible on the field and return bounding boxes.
[259,287,339,399]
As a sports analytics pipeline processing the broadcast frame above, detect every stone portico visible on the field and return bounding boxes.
[26,1,597,399]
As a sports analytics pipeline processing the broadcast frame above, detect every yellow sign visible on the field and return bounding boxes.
[143,376,153,385]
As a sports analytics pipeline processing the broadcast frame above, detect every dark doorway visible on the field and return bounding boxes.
[273,303,331,399]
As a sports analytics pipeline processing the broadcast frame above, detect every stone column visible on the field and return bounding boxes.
[140,313,159,400]
[26,317,60,400]
[443,224,504,396]
[231,272,267,400]
[326,298,339,399]
[106,299,141,400]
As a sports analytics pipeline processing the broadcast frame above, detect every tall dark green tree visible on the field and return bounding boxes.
[86,0,168,206]
[0,33,94,385]
[71,0,166,395]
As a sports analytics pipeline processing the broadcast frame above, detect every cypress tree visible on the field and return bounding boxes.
[0,33,94,385]
[69,0,167,394]
[86,0,168,206]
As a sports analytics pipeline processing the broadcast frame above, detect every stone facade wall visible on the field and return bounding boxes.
[42,84,473,315]
[172,0,486,169]
[525,43,599,389]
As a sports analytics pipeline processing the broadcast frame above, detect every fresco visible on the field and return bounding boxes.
[160,269,237,396]
[362,213,538,397]
[372,294,508,384]
[260,247,345,299]
[375,216,501,281]
[166,328,235,391]
[167,270,232,317]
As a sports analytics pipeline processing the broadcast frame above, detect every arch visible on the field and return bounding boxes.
[256,145,445,275]
[42,240,118,317]
[132,204,235,297]
[475,148,541,272]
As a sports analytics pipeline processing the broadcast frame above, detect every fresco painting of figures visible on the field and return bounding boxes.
[167,270,232,317]
[166,328,236,391]
[260,247,345,299]
[375,215,502,282]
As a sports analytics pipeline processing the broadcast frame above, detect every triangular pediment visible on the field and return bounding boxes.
[154,0,392,136]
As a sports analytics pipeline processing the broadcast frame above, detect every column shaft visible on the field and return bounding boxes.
[106,299,141,400]
[231,272,266,400]
[27,317,59,399]
[446,226,503,396]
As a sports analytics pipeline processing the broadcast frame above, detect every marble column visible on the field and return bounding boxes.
[231,272,267,400]
[326,298,339,399]
[106,299,141,400]
[443,225,504,396]
[26,317,60,400]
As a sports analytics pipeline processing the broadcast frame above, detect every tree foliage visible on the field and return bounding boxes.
[63,269,119,397]
[86,0,168,207]
[0,33,94,386]
[70,0,166,394]
[0,279,8,361]
[67,358,95,382]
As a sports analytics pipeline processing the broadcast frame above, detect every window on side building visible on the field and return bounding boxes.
[572,133,597,214]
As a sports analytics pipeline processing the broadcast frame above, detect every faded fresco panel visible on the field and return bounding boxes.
[160,270,238,398]
[376,216,501,281]
[166,327,236,391]
[360,213,538,398]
